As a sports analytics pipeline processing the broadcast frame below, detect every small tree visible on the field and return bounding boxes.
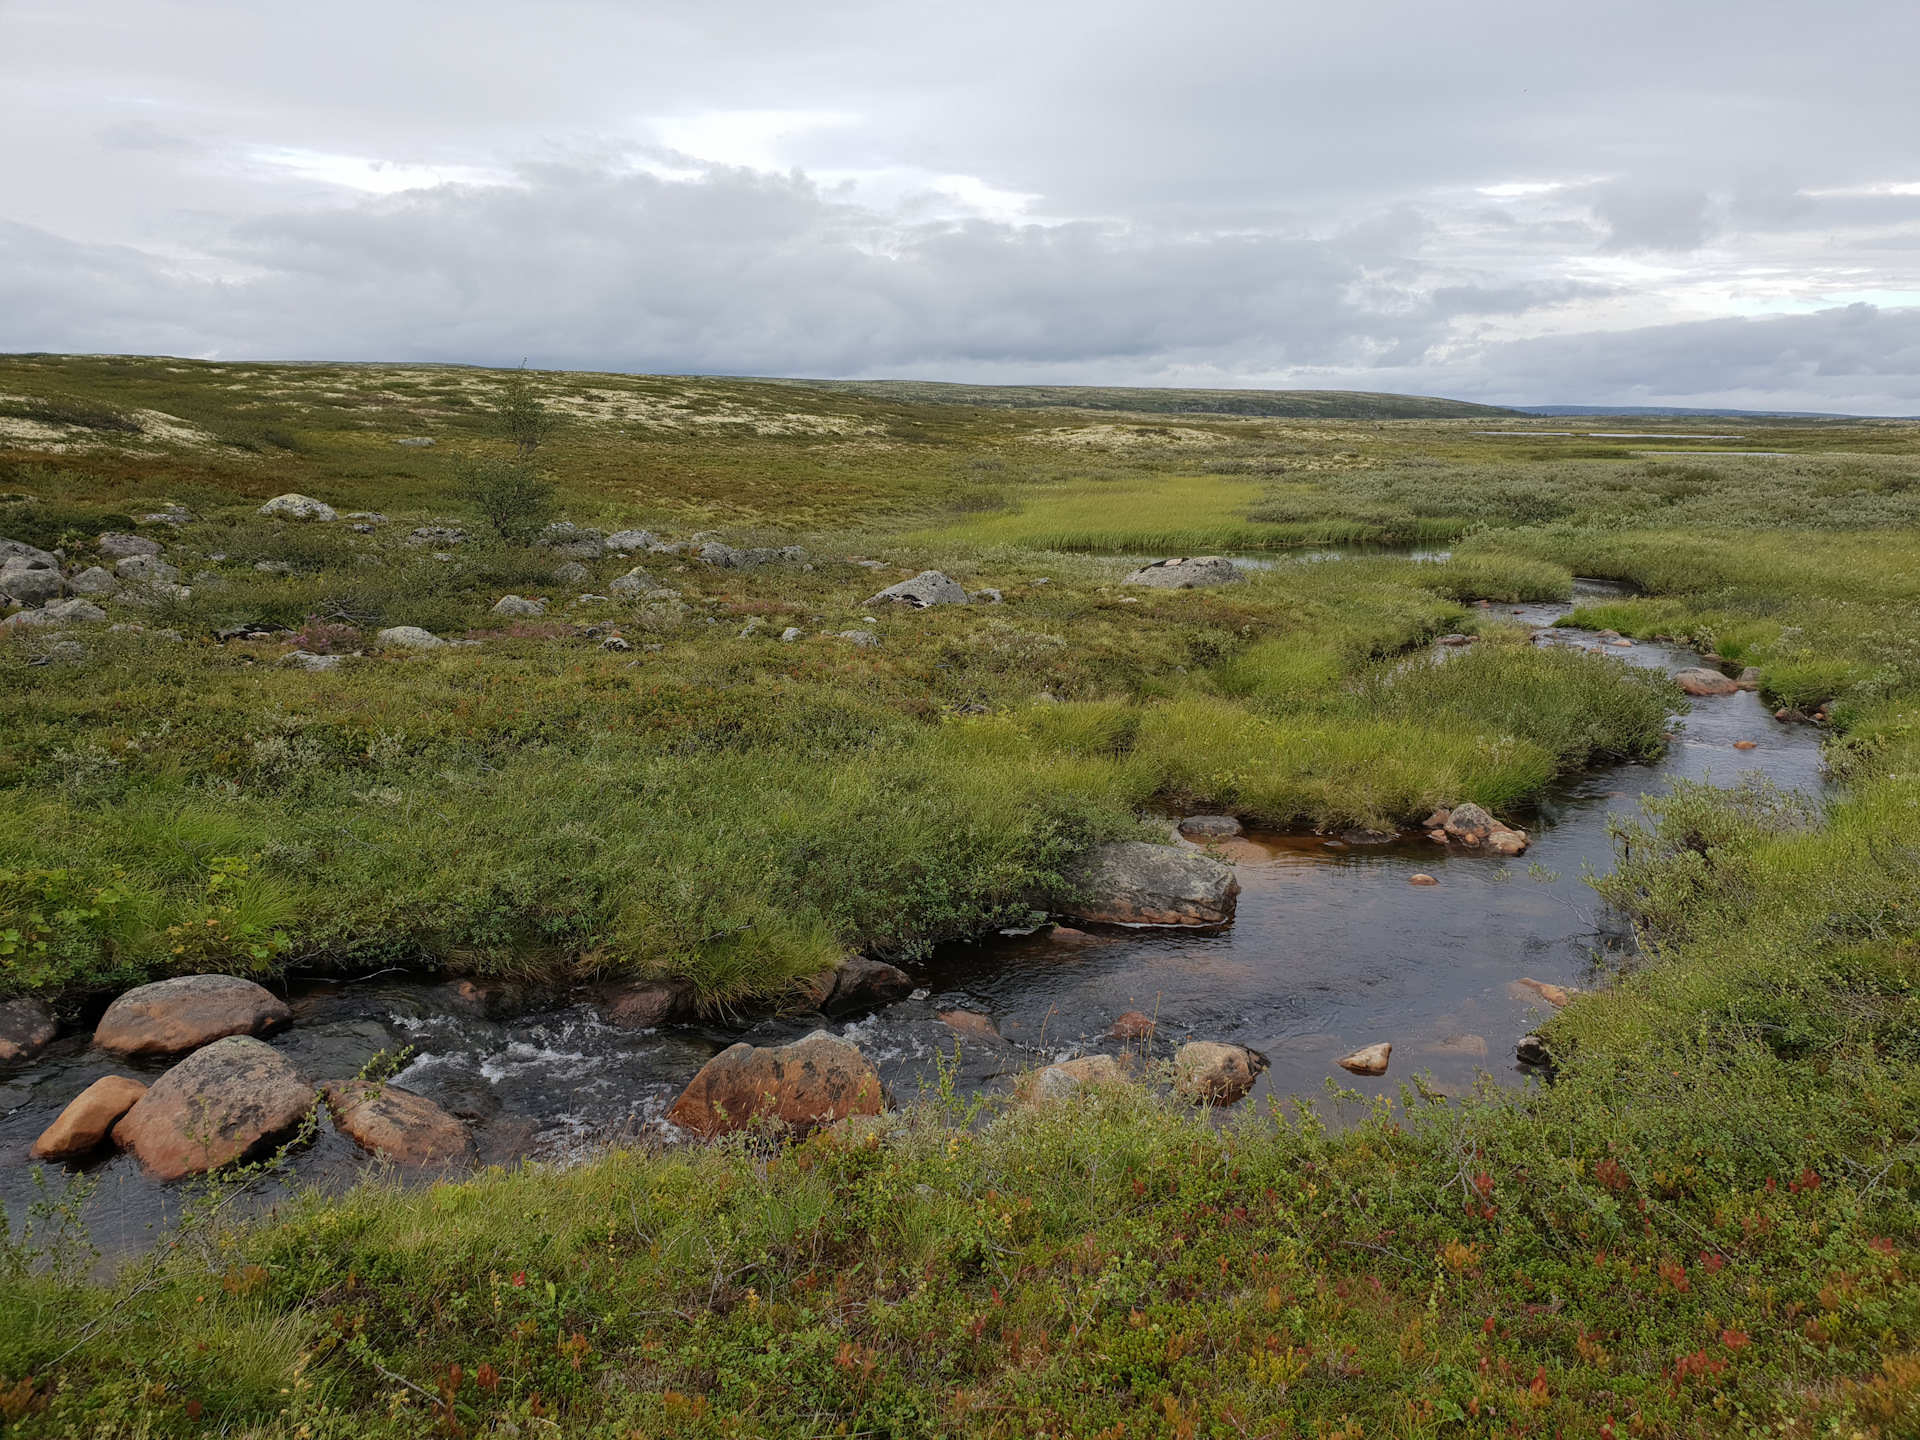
[453,456,555,544]
[495,364,558,458]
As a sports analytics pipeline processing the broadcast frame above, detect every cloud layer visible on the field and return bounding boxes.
[3,0,1918,409]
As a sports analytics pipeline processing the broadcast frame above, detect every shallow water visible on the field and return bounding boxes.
[1,581,1831,1255]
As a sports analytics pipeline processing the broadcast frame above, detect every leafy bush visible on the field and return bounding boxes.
[453,456,556,544]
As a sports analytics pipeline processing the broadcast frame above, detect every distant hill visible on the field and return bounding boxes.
[760,378,1520,420]
[1512,404,1873,420]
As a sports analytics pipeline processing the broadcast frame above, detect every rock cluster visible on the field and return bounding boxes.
[1422,803,1529,855]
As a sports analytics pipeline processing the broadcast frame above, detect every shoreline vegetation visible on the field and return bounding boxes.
[2,356,1918,1435]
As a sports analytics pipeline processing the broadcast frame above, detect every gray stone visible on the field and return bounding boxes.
[96,533,162,560]
[0,561,64,604]
[375,625,445,649]
[1178,815,1241,837]
[1173,1041,1269,1105]
[66,566,117,595]
[865,570,968,609]
[405,526,466,548]
[258,493,337,522]
[95,974,292,1058]
[551,561,590,585]
[0,997,57,1067]
[1058,841,1240,926]
[0,537,58,569]
[603,529,654,551]
[117,554,182,583]
[253,560,294,576]
[971,588,1003,604]
[344,512,390,522]
[780,626,803,642]
[609,566,656,595]
[39,641,87,665]
[1121,556,1244,589]
[396,437,435,447]
[5,597,108,629]
[600,634,632,651]
[838,629,880,647]
[1443,802,1496,840]
[490,595,547,617]
[281,650,344,671]
[802,958,913,1016]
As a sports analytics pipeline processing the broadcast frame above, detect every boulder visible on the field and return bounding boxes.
[780,626,803,642]
[30,1076,148,1161]
[112,1036,316,1180]
[865,571,969,609]
[280,651,344,671]
[94,974,292,1059]
[1108,1010,1157,1041]
[116,554,181,584]
[321,1079,475,1166]
[838,629,880,647]
[405,526,466,548]
[66,566,117,595]
[1178,815,1241,837]
[5,598,108,629]
[1486,827,1530,856]
[599,978,697,1029]
[1443,803,1496,841]
[803,958,913,1015]
[1409,873,1439,886]
[1058,842,1239,926]
[609,566,656,595]
[1736,666,1762,691]
[1673,667,1739,697]
[1173,1041,1269,1105]
[0,561,65,604]
[1515,1034,1552,1067]
[0,997,58,1066]
[1019,1054,1130,1104]
[1337,1042,1391,1076]
[96,533,162,560]
[1120,556,1244,589]
[551,561,590,585]
[490,595,546,617]
[258,494,337,522]
[938,1009,1001,1042]
[666,1033,885,1139]
[375,626,445,650]
[0,537,58,568]
[1422,809,1451,829]
[603,529,654,552]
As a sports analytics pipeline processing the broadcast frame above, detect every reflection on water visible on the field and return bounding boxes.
[1,581,1830,1253]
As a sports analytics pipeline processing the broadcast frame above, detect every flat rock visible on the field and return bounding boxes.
[112,1036,316,1180]
[1108,1010,1157,1040]
[0,997,58,1066]
[609,566,656,595]
[1517,977,1571,1007]
[666,1033,885,1139]
[94,974,291,1058]
[603,529,654,551]
[1058,841,1239,926]
[375,626,445,650]
[490,594,546,617]
[803,958,913,1015]
[1673,667,1739,697]
[31,1076,148,1161]
[67,566,117,595]
[322,1079,475,1166]
[600,978,697,1029]
[1173,1041,1269,1105]
[6,597,108,629]
[938,1009,1001,1042]
[1486,827,1529,855]
[258,494,337,522]
[865,570,968,609]
[96,533,163,560]
[1120,556,1244,589]
[1337,1042,1392,1076]
[1020,1054,1130,1104]
[0,537,58,568]
[405,526,466,548]
[1178,815,1241,837]
[837,629,880,647]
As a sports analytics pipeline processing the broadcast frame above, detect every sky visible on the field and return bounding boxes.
[3,0,1919,410]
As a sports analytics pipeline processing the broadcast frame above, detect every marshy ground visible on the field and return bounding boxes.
[2,356,1919,1436]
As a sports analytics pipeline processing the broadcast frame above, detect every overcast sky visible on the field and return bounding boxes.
[4,0,1918,410]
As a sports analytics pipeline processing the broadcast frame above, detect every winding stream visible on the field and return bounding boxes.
[1,580,1831,1257]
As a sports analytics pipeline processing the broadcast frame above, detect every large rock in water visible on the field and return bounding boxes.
[801,958,913,1015]
[1018,1054,1131,1105]
[1673,667,1739,697]
[31,1076,148,1161]
[865,571,968,609]
[322,1079,475,1166]
[112,1036,316,1180]
[1058,842,1240,926]
[1121,557,1243,589]
[599,977,697,1029]
[94,974,292,1058]
[0,997,58,1066]
[1173,1041,1269,1105]
[667,1033,885,1139]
